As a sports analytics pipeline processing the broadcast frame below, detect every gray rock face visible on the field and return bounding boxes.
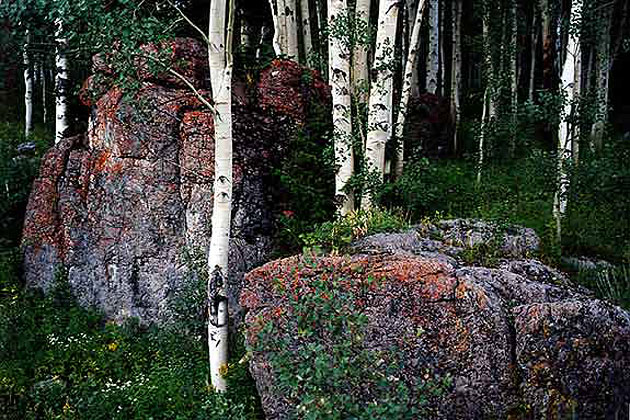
[22,39,329,324]
[242,224,630,419]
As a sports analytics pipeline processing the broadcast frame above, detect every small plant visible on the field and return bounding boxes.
[300,208,410,252]
[595,266,630,309]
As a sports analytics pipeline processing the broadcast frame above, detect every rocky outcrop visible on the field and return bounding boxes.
[22,39,330,324]
[242,224,630,419]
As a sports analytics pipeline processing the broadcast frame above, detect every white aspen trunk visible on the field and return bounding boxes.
[362,0,400,209]
[300,0,313,63]
[42,64,47,124]
[286,0,300,58]
[539,0,553,89]
[55,20,69,144]
[438,0,445,95]
[590,8,612,150]
[477,87,489,184]
[352,0,371,103]
[23,30,33,138]
[553,0,582,244]
[207,0,234,392]
[269,0,288,55]
[426,0,440,94]
[450,0,462,154]
[329,0,354,215]
[529,3,539,102]
[482,14,497,119]
[278,0,289,53]
[395,0,426,177]
[510,0,518,152]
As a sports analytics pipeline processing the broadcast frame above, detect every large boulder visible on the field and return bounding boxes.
[22,38,330,324]
[241,225,630,419]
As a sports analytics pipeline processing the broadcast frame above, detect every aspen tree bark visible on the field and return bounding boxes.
[42,64,47,124]
[590,7,612,150]
[529,3,539,102]
[207,0,234,392]
[482,12,497,119]
[426,0,440,94]
[329,0,354,215]
[477,87,489,184]
[509,0,518,152]
[539,0,553,89]
[395,0,426,177]
[23,30,33,138]
[269,0,288,55]
[553,0,582,244]
[352,0,371,103]
[362,0,400,209]
[286,0,300,58]
[300,0,313,63]
[55,20,69,144]
[450,0,462,154]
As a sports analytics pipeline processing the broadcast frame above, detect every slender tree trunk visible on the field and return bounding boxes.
[363,0,400,209]
[55,20,69,143]
[207,0,234,392]
[590,7,612,150]
[329,0,354,214]
[450,0,462,154]
[529,3,539,102]
[540,0,553,90]
[509,0,518,153]
[300,0,313,63]
[482,11,497,120]
[477,87,490,184]
[395,0,426,177]
[23,30,33,138]
[426,0,440,94]
[553,0,582,245]
[352,0,371,103]
[42,63,47,125]
[286,0,300,58]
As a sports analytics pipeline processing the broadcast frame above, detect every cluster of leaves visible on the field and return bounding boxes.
[0,255,263,419]
[249,274,451,419]
[300,208,409,253]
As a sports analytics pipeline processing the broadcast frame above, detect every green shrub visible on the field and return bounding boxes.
[300,208,410,252]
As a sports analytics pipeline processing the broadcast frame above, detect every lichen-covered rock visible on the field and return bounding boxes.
[257,59,331,121]
[242,229,630,419]
[22,39,329,324]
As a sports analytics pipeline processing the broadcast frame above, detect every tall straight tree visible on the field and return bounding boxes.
[23,29,34,138]
[363,0,400,207]
[395,0,426,177]
[426,0,440,94]
[300,0,313,63]
[329,0,354,214]
[352,0,371,104]
[285,0,299,58]
[590,4,612,150]
[529,1,539,101]
[55,19,68,143]
[450,0,462,153]
[207,0,234,392]
[553,0,582,243]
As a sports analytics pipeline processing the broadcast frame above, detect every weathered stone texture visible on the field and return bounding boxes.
[23,39,329,324]
[242,224,630,419]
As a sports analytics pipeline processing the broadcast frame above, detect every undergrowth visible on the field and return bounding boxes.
[0,253,263,420]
